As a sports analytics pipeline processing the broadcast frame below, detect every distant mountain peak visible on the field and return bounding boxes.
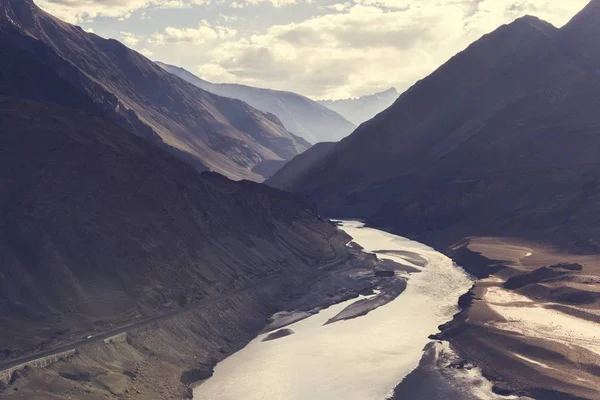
[317,88,399,125]
[158,61,356,143]
[317,87,398,103]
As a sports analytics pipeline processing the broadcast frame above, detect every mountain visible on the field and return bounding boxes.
[269,7,600,252]
[266,142,337,189]
[0,0,309,182]
[560,0,600,70]
[156,62,356,143]
[0,95,342,365]
[0,1,355,396]
[317,88,399,125]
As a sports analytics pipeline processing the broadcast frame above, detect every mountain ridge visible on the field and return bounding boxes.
[316,88,399,125]
[0,0,309,181]
[269,6,600,251]
[156,61,356,143]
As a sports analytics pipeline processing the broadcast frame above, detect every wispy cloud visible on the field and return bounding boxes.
[148,21,237,45]
[37,0,192,23]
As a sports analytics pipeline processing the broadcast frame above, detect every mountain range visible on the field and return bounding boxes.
[267,5,600,396]
[156,62,357,144]
[4,0,600,398]
[0,0,311,182]
[268,1,600,252]
[317,88,399,126]
[0,0,347,382]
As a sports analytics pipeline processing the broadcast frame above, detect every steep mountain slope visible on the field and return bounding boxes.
[0,0,309,182]
[0,96,342,360]
[156,62,356,143]
[272,8,600,251]
[560,0,600,70]
[266,142,337,190]
[317,88,399,125]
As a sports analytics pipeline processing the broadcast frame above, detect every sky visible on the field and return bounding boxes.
[36,0,590,100]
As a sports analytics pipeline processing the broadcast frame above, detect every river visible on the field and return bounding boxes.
[194,220,473,400]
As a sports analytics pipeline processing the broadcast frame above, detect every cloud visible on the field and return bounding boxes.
[36,0,193,23]
[149,21,237,45]
[352,0,588,28]
[116,32,156,59]
[219,14,239,21]
[465,0,589,30]
[192,4,463,98]
[191,0,589,99]
[242,0,298,7]
[44,0,590,99]
[36,0,304,23]
[120,31,142,47]
[138,48,155,57]
[326,3,351,12]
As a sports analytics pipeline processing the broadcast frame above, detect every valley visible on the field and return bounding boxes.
[2,0,600,399]
[193,221,477,400]
[0,225,361,399]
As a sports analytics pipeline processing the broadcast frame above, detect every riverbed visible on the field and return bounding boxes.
[194,221,473,400]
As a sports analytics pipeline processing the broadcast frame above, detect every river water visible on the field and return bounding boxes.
[194,220,473,400]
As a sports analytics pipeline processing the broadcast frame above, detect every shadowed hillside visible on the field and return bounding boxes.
[0,96,340,360]
[271,6,600,252]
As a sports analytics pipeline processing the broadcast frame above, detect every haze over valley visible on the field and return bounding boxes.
[2,0,600,400]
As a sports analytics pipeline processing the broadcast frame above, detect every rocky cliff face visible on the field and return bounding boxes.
[271,4,600,251]
[0,0,309,182]
[157,62,356,144]
[0,96,342,360]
